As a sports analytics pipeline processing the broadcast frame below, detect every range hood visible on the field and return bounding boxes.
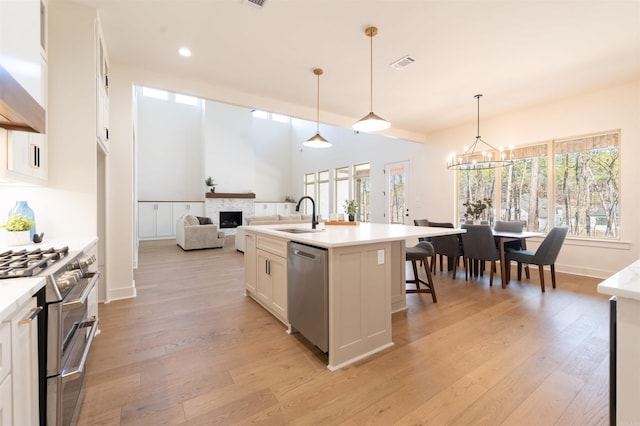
[0,64,45,133]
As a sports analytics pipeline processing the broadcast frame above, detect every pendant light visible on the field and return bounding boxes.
[353,26,390,132]
[304,68,331,148]
[446,94,513,170]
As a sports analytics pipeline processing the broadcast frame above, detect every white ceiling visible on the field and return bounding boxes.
[71,0,640,141]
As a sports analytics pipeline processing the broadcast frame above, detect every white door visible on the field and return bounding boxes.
[385,161,410,225]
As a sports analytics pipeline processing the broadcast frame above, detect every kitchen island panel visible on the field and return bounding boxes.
[328,242,392,371]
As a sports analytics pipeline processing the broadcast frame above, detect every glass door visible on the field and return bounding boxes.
[385,161,410,224]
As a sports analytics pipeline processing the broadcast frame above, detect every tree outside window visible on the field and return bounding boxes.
[354,163,370,222]
[554,132,619,237]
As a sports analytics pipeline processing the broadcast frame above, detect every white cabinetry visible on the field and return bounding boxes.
[252,233,288,324]
[0,0,48,184]
[0,294,41,425]
[138,201,204,240]
[244,233,257,296]
[138,202,173,239]
[96,18,109,149]
[0,322,12,425]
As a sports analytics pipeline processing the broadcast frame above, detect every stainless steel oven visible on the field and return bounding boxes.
[45,254,99,426]
[0,246,99,425]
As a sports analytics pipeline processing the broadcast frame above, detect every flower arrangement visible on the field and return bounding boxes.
[1,213,36,232]
[463,198,493,220]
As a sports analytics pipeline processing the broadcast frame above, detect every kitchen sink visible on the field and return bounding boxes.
[274,228,325,234]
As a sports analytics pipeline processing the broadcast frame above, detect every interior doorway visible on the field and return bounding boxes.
[385,160,410,225]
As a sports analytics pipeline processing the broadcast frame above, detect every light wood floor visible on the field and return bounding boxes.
[77,238,611,425]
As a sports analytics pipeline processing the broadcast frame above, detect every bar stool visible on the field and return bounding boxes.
[405,241,437,302]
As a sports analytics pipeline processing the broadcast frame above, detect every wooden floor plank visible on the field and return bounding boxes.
[76,238,609,425]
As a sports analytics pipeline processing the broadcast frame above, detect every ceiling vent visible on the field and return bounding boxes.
[245,0,266,8]
[390,55,415,71]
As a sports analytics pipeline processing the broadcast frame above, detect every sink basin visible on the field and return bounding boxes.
[274,228,325,234]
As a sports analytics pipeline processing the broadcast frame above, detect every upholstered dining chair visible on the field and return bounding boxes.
[425,220,464,277]
[460,224,501,287]
[505,226,569,292]
[405,241,437,302]
[494,220,529,277]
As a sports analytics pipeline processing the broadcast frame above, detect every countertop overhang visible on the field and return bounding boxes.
[597,258,640,301]
[243,222,465,249]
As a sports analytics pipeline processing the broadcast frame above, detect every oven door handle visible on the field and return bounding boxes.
[62,272,99,312]
[61,317,99,383]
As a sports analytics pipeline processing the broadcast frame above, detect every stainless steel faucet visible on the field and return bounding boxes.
[295,196,318,229]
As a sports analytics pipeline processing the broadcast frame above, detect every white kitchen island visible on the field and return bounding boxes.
[242,222,464,371]
[597,259,640,425]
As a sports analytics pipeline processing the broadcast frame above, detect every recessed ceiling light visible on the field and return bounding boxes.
[178,47,191,57]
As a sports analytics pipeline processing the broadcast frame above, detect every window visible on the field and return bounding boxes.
[500,144,548,231]
[458,168,495,223]
[251,109,268,119]
[271,113,289,123]
[334,167,350,218]
[175,93,199,106]
[354,163,370,222]
[142,87,168,100]
[554,132,619,237]
[317,170,330,220]
[455,130,621,239]
[303,173,315,215]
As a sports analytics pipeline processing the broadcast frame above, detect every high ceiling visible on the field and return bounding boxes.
[70,0,640,141]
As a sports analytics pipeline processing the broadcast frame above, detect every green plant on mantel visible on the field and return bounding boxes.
[1,213,36,232]
[463,198,493,220]
[205,176,217,187]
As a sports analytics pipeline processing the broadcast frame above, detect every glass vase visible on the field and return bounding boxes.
[8,201,36,240]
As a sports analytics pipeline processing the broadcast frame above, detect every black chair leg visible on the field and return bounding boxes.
[538,265,545,292]
[551,264,556,289]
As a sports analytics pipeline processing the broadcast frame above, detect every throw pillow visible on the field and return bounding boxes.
[183,215,200,226]
[197,216,213,225]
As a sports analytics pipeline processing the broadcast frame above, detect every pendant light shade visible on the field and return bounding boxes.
[304,68,331,148]
[446,94,513,170]
[353,26,390,132]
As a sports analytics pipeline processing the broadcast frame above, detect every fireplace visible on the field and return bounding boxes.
[220,211,243,229]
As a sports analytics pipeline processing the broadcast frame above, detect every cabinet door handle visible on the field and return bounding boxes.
[19,306,43,325]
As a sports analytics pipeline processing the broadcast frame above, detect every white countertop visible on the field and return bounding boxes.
[597,258,640,301]
[244,222,465,248]
[0,276,45,322]
[0,237,97,322]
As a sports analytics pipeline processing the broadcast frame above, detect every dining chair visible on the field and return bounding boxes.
[505,226,569,292]
[494,220,529,278]
[405,241,437,302]
[460,224,501,287]
[425,220,464,277]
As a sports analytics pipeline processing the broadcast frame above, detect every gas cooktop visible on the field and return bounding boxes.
[0,247,69,279]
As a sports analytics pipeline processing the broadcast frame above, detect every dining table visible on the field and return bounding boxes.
[493,230,544,288]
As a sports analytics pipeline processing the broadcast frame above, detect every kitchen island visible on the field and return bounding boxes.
[242,222,464,370]
[597,259,640,425]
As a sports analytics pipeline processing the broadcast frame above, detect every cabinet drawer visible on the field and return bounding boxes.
[256,235,287,258]
[0,322,10,382]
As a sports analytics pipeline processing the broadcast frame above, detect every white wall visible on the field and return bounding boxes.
[137,88,204,201]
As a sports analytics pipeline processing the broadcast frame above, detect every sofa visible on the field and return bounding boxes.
[235,213,314,252]
[176,214,225,250]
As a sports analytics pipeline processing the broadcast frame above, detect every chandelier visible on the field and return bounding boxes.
[447,94,513,170]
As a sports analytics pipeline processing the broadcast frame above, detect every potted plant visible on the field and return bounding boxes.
[205,176,218,193]
[462,198,493,223]
[1,213,36,246]
[343,200,358,222]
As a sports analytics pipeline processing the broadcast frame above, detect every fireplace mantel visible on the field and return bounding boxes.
[205,192,256,199]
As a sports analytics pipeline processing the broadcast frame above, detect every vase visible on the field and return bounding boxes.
[6,231,30,246]
[210,187,216,193]
[348,215,355,222]
[8,201,36,240]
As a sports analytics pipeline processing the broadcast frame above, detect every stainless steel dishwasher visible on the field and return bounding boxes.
[287,241,329,353]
